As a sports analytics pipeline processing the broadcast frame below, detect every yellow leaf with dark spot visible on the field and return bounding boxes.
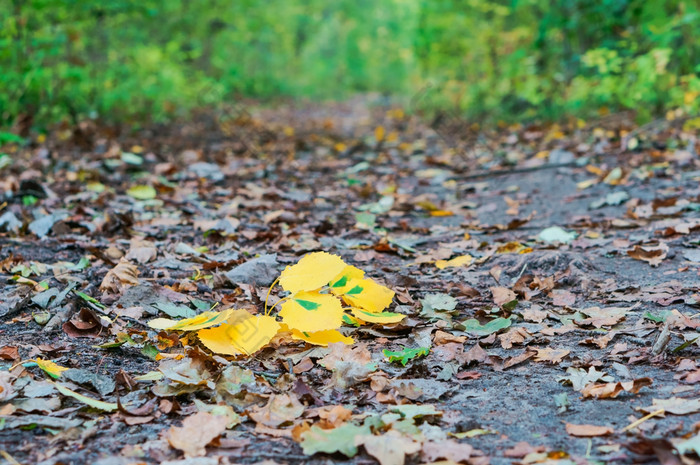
[279,292,344,332]
[341,278,394,313]
[291,329,353,346]
[329,265,365,295]
[279,252,347,294]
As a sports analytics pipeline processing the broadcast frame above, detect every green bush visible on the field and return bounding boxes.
[1,0,698,128]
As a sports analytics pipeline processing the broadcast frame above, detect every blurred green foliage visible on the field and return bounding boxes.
[1,0,699,128]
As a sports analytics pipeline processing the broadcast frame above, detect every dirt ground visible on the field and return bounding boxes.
[1,101,699,465]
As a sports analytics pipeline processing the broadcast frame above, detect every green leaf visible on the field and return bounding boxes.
[141,343,159,360]
[127,185,156,200]
[383,346,429,366]
[460,317,512,336]
[76,292,106,309]
[51,382,117,411]
[300,423,369,457]
[121,152,143,165]
[389,404,441,418]
[0,153,12,170]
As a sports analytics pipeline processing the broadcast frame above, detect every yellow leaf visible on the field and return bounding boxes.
[429,210,453,217]
[198,314,280,356]
[341,278,394,313]
[279,252,347,294]
[351,308,406,324]
[198,324,241,356]
[228,315,280,355]
[279,292,344,332]
[375,125,385,142]
[148,309,235,331]
[329,265,365,295]
[34,358,68,378]
[51,381,117,411]
[435,254,473,269]
[291,329,354,346]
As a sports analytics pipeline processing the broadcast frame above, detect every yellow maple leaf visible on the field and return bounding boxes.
[291,329,354,346]
[279,252,347,294]
[148,309,235,331]
[35,358,68,378]
[350,308,406,324]
[341,278,394,313]
[279,292,344,332]
[329,265,365,295]
[435,254,472,270]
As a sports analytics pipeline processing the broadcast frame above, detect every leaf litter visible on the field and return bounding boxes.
[0,102,700,464]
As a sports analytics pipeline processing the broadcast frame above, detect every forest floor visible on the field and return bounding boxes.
[1,100,700,465]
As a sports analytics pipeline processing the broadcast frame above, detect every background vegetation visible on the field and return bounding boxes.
[1,0,699,129]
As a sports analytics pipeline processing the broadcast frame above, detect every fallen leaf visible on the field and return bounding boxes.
[639,397,700,415]
[300,423,369,457]
[166,411,228,457]
[490,287,517,307]
[341,278,395,313]
[280,291,344,332]
[279,252,347,294]
[435,254,473,269]
[51,381,117,411]
[565,423,614,437]
[358,430,421,465]
[533,348,570,363]
[627,243,669,267]
[34,358,68,378]
[581,378,652,398]
[100,259,140,293]
[248,393,304,427]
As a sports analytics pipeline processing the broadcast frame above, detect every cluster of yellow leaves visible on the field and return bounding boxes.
[148,252,402,357]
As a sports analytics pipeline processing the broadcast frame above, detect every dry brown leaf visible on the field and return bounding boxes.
[490,287,516,307]
[318,405,353,429]
[565,423,614,437]
[638,397,700,415]
[498,327,530,349]
[358,430,421,465]
[627,243,668,267]
[166,411,228,457]
[433,330,466,345]
[533,348,570,364]
[248,393,304,427]
[459,344,489,366]
[100,259,140,293]
[581,378,652,399]
[421,439,475,462]
[521,307,548,323]
[575,306,631,328]
[503,350,536,370]
[319,343,376,389]
[503,441,546,458]
[551,290,576,307]
[125,238,157,264]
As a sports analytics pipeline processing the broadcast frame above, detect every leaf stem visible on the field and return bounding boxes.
[264,277,280,315]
